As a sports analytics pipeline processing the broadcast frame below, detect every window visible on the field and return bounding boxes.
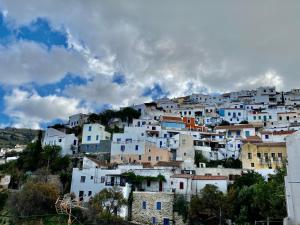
[152,217,156,224]
[88,126,92,131]
[278,153,282,159]
[228,131,232,136]
[257,153,261,158]
[147,180,151,187]
[269,115,272,119]
[265,134,269,139]
[148,156,151,161]
[101,176,105,183]
[238,112,241,116]
[179,182,184,189]
[164,134,167,138]
[248,153,252,159]
[245,131,250,137]
[251,163,255,167]
[142,201,147,209]
[228,112,231,116]
[279,116,282,121]
[91,176,94,180]
[264,153,268,159]
[88,191,92,196]
[58,138,62,142]
[253,116,256,120]
[156,202,162,210]
[87,136,91,141]
[139,155,142,160]
[96,135,99,140]
[120,145,125,152]
[271,153,275,158]
[80,176,86,183]
[236,131,241,136]
[135,145,139,151]
[126,138,132,143]
[117,138,121,142]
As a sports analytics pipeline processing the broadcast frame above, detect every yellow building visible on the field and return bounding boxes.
[240,142,286,170]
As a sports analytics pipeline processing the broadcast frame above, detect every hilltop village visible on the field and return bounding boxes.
[1,86,300,225]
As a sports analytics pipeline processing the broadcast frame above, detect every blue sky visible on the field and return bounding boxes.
[0,11,166,128]
[0,1,299,129]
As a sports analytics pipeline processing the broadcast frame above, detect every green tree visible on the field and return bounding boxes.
[189,185,225,225]
[88,187,127,222]
[174,194,189,222]
[194,151,208,167]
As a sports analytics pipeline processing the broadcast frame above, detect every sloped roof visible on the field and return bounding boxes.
[192,175,228,180]
[170,174,228,180]
[154,161,183,167]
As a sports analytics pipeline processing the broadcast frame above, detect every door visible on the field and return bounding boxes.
[163,218,170,225]
[159,180,163,192]
[79,191,84,201]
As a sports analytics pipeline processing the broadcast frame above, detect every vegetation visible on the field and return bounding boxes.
[88,107,141,127]
[189,184,225,225]
[7,181,60,220]
[194,151,242,168]
[72,187,127,224]
[218,120,230,126]
[122,171,166,190]
[0,127,40,149]
[173,194,189,222]
[188,169,287,225]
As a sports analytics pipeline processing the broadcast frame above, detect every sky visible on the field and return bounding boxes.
[0,1,299,129]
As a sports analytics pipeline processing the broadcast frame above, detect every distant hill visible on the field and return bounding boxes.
[0,128,41,149]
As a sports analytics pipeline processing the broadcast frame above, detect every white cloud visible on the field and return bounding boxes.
[0,41,88,85]
[4,89,89,129]
[0,0,300,128]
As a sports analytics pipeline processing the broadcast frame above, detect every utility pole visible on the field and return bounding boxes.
[219,207,222,225]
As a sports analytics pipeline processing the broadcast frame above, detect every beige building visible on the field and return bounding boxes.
[111,142,171,166]
[240,142,286,170]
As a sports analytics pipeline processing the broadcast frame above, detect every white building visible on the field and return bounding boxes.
[222,108,247,124]
[68,113,89,128]
[285,130,300,225]
[170,174,228,196]
[43,128,78,155]
[82,123,111,144]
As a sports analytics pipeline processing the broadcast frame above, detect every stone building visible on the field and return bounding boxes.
[132,191,174,225]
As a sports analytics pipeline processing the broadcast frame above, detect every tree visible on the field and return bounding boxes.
[174,194,189,222]
[88,113,101,123]
[189,185,225,225]
[7,181,60,219]
[218,120,230,126]
[88,187,127,221]
[194,151,208,167]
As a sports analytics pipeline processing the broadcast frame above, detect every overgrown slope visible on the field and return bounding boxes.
[0,128,40,149]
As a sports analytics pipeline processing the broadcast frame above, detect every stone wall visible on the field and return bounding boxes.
[132,191,174,225]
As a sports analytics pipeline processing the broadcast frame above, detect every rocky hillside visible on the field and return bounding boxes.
[0,128,41,149]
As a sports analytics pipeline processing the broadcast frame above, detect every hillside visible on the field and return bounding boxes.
[0,128,41,149]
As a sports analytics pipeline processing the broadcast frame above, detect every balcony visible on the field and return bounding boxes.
[105,181,126,187]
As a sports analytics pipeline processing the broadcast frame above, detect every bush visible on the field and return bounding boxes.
[7,181,60,219]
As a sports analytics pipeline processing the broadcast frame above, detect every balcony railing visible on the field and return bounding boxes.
[105,181,126,187]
